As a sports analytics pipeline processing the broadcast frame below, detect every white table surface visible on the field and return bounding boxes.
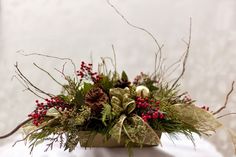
[0,133,222,157]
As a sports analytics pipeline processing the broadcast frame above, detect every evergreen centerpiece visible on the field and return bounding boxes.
[1,53,235,157]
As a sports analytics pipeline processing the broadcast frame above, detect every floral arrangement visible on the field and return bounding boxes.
[0,52,235,157]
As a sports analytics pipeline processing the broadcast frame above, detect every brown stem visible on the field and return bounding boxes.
[16,51,78,82]
[217,113,236,119]
[0,118,33,139]
[33,63,64,87]
[164,47,187,80]
[106,0,163,78]
[54,62,68,79]
[12,75,45,99]
[213,81,235,115]
[171,18,192,89]
[15,62,54,98]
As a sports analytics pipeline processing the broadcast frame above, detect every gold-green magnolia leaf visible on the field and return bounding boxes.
[172,104,222,134]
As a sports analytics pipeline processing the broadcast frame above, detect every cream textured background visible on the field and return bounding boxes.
[0,0,236,156]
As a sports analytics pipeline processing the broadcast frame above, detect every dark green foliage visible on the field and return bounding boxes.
[100,75,114,94]
[82,83,93,95]
[73,89,84,107]
[121,71,128,82]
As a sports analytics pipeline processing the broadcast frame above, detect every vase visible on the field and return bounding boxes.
[79,131,162,147]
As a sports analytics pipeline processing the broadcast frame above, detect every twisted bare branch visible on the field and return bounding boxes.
[106,0,163,77]
[213,81,235,115]
[217,113,236,119]
[33,63,64,87]
[12,75,45,99]
[171,18,192,89]
[0,118,33,139]
[15,62,54,98]
[16,51,78,82]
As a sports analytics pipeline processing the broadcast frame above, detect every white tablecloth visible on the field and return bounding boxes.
[0,133,222,157]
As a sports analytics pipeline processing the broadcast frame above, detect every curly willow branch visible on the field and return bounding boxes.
[33,63,64,87]
[16,51,78,82]
[0,118,33,139]
[15,62,54,98]
[217,113,236,119]
[171,18,192,89]
[213,81,235,115]
[106,0,163,77]
[12,75,45,99]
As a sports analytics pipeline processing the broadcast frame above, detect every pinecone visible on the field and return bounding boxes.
[85,87,108,114]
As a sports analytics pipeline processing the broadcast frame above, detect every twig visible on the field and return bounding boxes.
[217,113,236,119]
[15,62,54,98]
[16,51,78,82]
[151,44,164,79]
[112,44,117,73]
[164,63,181,80]
[0,118,33,139]
[54,62,68,79]
[102,57,116,71]
[54,62,67,78]
[163,49,187,80]
[16,72,46,99]
[213,81,235,115]
[12,75,45,99]
[177,92,188,98]
[155,45,164,78]
[33,63,64,87]
[106,0,163,77]
[171,18,192,89]
[61,62,67,76]
[156,58,166,83]
[100,57,109,75]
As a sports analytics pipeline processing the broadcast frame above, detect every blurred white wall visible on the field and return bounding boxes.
[0,0,236,156]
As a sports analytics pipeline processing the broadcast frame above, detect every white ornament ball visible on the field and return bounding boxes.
[136,85,150,97]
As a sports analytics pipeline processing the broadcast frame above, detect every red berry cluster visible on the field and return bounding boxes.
[135,97,165,122]
[136,97,160,108]
[77,61,102,83]
[201,105,209,111]
[141,109,165,122]
[28,97,70,126]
